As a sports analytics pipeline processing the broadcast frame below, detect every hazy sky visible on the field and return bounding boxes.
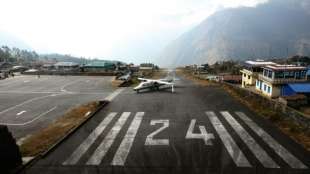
[0,0,267,63]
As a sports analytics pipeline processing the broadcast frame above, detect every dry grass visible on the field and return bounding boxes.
[149,69,167,79]
[112,79,124,87]
[176,69,219,87]
[19,101,100,157]
[300,107,310,118]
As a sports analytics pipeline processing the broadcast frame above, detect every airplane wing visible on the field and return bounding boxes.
[154,80,174,85]
[137,78,151,82]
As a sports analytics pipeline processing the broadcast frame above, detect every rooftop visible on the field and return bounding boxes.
[84,61,115,67]
[264,64,307,71]
[245,60,277,66]
[286,83,310,93]
[54,62,79,66]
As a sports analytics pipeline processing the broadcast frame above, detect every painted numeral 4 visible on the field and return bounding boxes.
[185,119,214,145]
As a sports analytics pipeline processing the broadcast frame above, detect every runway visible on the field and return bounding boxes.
[22,75,310,174]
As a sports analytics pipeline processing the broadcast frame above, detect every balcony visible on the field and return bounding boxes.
[258,74,308,84]
[240,69,253,75]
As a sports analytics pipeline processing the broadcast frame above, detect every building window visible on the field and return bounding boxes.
[301,71,306,79]
[256,80,259,87]
[275,72,284,79]
[268,70,272,78]
[264,84,267,91]
[248,75,250,79]
[244,74,246,77]
[267,86,271,94]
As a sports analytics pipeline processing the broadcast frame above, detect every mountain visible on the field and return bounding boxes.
[158,0,310,67]
[39,54,86,64]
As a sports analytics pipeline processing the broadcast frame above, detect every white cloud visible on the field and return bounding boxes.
[0,0,267,62]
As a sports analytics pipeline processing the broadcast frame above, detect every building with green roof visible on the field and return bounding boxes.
[82,61,116,72]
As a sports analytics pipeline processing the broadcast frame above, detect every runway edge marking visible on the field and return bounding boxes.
[104,88,125,101]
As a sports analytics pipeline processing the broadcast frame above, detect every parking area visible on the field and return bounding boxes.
[0,75,115,140]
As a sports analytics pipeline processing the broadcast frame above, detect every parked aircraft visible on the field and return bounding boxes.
[133,78,174,93]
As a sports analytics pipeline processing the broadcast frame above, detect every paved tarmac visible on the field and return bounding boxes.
[0,75,115,140]
[22,74,310,174]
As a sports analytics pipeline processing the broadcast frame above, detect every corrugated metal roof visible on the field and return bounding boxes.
[54,62,79,66]
[265,64,307,71]
[287,83,310,93]
[84,61,115,67]
[245,60,277,66]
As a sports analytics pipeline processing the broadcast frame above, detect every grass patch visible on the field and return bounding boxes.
[148,69,167,79]
[19,101,100,157]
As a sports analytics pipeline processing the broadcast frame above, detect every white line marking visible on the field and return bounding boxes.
[206,111,251,167]
[104,88,124,101]
[235,112,308,169]
[60,79,80,92]
[221,111,279,168]
[86,112,130,165]
[0,106,57,126]
[63,112,117,165]
[111,112,144,166]
[0,94,62,115]
[16,110,27,116]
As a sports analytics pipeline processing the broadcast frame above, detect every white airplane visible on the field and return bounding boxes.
[133,77,175,93]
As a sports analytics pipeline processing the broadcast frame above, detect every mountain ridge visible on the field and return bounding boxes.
[158,0,310,67]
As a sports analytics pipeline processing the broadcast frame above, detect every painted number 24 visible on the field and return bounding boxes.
[145,119,214,145]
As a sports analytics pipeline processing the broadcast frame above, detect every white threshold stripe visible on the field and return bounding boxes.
[63,112,117,165]
[235,112,308,169]
[104,88,124,101]
[111,112,144,166]
[206,111,251,167]
[86,112,130,165]
[221,111,279,168]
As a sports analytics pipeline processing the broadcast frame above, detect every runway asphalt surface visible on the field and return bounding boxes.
[22,74,310,174]
[0,75,115,140]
